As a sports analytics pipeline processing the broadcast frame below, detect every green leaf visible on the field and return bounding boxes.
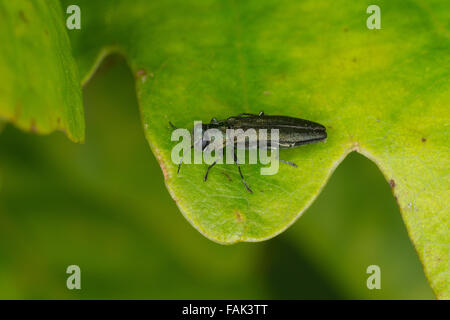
[0,1,84,142]
[63,0,448,297]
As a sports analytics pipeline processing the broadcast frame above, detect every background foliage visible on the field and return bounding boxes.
[0,1,84,141]
[0,56,434,298]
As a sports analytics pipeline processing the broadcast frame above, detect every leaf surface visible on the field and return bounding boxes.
[64,0,448,297]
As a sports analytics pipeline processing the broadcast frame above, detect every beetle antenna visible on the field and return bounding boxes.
[169,121,177,130]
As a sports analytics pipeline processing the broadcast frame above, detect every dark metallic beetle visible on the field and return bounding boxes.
[170,111,327,193]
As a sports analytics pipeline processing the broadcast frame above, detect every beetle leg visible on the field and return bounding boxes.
[177,158,182,173]
[204,161,217,181]
[280,159,298,168]
[234,151,253,193]
[203,144,226,181]
[177,143,197,174]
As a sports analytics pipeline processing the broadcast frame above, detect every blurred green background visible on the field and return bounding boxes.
[0,55,434,299]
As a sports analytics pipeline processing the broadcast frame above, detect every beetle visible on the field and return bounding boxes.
[170,111,327,193]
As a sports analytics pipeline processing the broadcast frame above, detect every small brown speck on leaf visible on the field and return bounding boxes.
[421,137,427,142]
[19,11,28,23]
[30,119,37,133]
[222,172,232,181]
[136,69,148,82]
[389,179,396,189]
[235,211,243,222]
